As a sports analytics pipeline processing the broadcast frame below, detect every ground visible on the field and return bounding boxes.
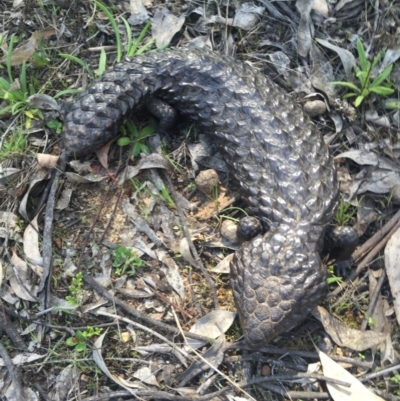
[0,0,400,400]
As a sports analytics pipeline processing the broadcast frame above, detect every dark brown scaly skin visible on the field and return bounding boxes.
[62,49,339,347]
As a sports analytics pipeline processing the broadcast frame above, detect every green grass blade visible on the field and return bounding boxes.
[0,104,13,116]
[370,64,393,88]
[0,77,11,90]
[20,62,27,94]
[371,50,384,70]
[354,95,364,107]
[59,53,94,77]
[6,33,16,82]
[355,69,367,87]
[369,86,394,95]
[356,38,368,72]
[97,48,107,77]
[331,81,361,93]
[121,17,132,56]
[135,38,156,56]
[95,1,122,62]
[53,89,83,99]
[127,21,151,57]
[125,119,138,138]
[342,93,357,99]
[384,100,400,109]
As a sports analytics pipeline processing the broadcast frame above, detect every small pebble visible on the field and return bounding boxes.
[303,100,326,117]
[221,220,239,243]
[195,169,219,196]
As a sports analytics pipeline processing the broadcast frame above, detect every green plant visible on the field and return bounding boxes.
[326,264,343,285]
[59,53,94,78]
[95,1,122,63]
[122,20,156,57]
[332,38,394,107]
[112,246,145,276]
[159,185,175,208]
[0,62,43,125]
[117,120,155,156]
[66,272,84,306]
[66,326,103,352]
[0,130,27,160]
[46,120,63,134]
[335,200,357,226]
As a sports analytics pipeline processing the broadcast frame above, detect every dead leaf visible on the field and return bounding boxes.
[159,254,185,298]
[47,365,76,401]
[316,38,357,81]
[133,366,160,387]
[186,310,236,349]
[128,0,149,25]
[55,188,73,210]
[312,0,329,17]
[310,43,336,102]
[64,172,106,184]
[296,0,314,57]
[93,331,139,395]
[179,335,226,386]
[37,153,59,169]
[0,259,3,288]
[312,306,385,351]
[0,32,39,66]
[9,250,38,302]
[336,150,400,171]
[118,153,171,184]
[384,226,400,326]
[27,94,60,111]
[0,167,22,185]
[232,3,264,30]
[210,253,233,274]
[18,171,50,221]
[152,8,185,49]
[23,214,44,275]
[318,348,384,400]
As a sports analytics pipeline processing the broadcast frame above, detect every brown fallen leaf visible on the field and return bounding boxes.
[0,32,38,66]
[312,306,386,351]
[318,348,384,401]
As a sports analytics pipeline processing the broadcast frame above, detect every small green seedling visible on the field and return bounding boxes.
[66,326,103,352]
[335,200,357,226]
[112,246,144,276]
[66,272,84,306]
[326,264,343,285]
[46,120,63,134]
[332,38,394,107]
[0,62,43,126]
[117,120,155,156]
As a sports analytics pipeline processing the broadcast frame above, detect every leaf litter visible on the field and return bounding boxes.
[0,0,400,400]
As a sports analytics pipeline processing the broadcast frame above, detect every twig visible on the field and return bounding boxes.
[240,372,351,388]
[40,155,67,309]
[145,285,194,319]
[162,171,219,310]
[0,342,23,400]
[327,209,400,301]
[352,209,400,262]
[360,269,386,331]
[230,344,373,369]
[262,384,330,399]
[82,273,211,343]
[224,354,307,372]
[360,362,400,382]
[0,306,27,350]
